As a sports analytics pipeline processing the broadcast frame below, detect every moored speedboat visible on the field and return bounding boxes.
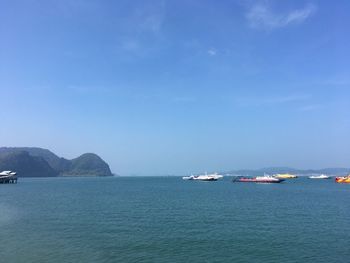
[274,173,297,179]
[335,175,350,183]
[194,175,218,181]
[182,175,195,180]
[233,175,284,183]
[207,173,223,180]
[183,172,223,181]
[308,174,330,179]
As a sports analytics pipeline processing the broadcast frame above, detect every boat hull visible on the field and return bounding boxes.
[233,178,284,183]
[274,174,297,179]
[237,180,283,183]
[194,178,218,181]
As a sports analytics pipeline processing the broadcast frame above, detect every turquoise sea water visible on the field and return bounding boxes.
[0,176,349,263]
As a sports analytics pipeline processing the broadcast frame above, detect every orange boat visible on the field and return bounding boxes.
[335,175,350,183]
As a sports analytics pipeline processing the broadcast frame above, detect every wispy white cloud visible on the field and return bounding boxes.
[172,96,196,103]
[298,104,320,112]
[235,94,310,107]
[119,39,140,52]
[116,37,158,58]
[246,2,317,30]
[139,13,164,34]
[131,1,166,35]
[322,75,350,87]
[115,2,166,56]
[67,85,113,94]
[207,48,217,56]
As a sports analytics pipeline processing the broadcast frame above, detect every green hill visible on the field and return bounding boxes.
[63,153,113,176]
[0,147,113,177]
[0,151,57,177]
[0,147,70,173]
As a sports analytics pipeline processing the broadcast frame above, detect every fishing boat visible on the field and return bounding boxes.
[274,173,298,179]
[233,175,284,183]
[308,174,330,179]
[335,175,350,183]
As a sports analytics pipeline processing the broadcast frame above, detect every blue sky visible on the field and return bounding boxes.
[1,0,349,175]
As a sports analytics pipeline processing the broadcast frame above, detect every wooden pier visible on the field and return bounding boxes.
[0,175,18,184]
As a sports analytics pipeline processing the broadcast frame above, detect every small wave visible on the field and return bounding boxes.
[0,203,19,226]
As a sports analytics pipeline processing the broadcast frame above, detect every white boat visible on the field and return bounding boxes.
[256,175,282,182]
[206,172,223,180]
[182,172,223,181]
[182,175,195,180]
[308,174,330,179]
[234,174,284,183]
[193,174,217,181]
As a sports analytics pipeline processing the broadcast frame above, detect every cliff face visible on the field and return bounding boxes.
[0,147,71,173]
[63,153,112,176]
[0,147,113,177]
[0,151,58,177]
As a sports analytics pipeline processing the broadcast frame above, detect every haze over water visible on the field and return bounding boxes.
[1,177,349,263]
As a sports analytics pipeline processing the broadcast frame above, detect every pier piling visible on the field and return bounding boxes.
[0,176,18,184]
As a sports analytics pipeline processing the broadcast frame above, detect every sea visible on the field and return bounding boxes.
[0,176,349,263]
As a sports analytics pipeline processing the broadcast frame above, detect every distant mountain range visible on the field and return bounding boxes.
[224,167,350,176]
[0,147,113,177]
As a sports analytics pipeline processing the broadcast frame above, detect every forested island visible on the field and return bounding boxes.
[0,147,113,177]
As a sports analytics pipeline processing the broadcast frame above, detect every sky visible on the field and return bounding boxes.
[1,0,349,175]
